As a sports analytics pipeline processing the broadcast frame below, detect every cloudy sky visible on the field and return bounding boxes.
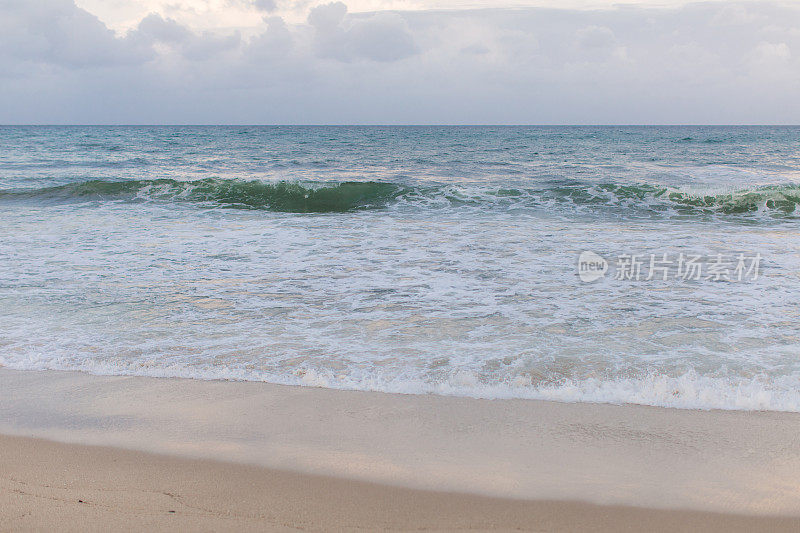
[1,0,799,124]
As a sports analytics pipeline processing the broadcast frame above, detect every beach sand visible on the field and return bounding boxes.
[2,368,800,531]
[4,434,800,532]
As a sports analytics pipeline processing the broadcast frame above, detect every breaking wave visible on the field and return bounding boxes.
[0,179,407,213]
[1,177,800,218]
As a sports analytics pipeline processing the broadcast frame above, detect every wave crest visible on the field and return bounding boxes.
[0,178,406,213]
[2,178,800,218]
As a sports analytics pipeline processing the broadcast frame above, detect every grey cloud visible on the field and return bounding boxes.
[576,26,616,49]
[308,2,347,32]
[247,16,293,59]
[132,14,241,61]
[183,33,241,61]
[254,0,278,12]
[0,0,150,68]
[348,13,417,62]
[2,1,800,124]
[135,13,192,44]
[573,25,624,63]
[224,0,279,14]
[309,2,417,62]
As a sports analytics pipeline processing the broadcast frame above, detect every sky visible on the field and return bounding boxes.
[1,0,799,124]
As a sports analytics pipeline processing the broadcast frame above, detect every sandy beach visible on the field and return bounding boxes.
[5,433,800,532]
[2,368,800,531]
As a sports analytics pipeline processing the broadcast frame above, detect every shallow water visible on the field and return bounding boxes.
[2,126,800,410]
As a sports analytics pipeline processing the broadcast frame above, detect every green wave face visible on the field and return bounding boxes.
[0,179,407,213]
[542,182,800,216]
[185,180,406,212]
[664,189,800,214]
[2,178,800,218]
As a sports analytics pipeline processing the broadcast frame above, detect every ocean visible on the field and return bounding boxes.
[2,125,800,411]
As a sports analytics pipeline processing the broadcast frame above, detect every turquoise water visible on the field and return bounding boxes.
[2,126,800,410]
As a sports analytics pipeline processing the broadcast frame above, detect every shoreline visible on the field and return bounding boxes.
[3,367,800,528]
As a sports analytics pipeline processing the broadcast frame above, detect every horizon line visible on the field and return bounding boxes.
[2,124,799,128]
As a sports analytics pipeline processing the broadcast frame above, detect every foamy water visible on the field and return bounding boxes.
[2,126,800,411]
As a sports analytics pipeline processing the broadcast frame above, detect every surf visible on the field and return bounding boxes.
[2,177,800,218]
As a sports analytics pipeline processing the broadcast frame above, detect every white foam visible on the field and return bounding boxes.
[4,354,800,412]
[3,167,800,416]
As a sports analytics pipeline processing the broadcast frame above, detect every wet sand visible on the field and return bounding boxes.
[2,368,800,530]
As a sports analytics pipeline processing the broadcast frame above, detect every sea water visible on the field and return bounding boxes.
[2,125,800,411]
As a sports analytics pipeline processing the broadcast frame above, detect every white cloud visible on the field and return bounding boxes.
[750,41,791,63]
